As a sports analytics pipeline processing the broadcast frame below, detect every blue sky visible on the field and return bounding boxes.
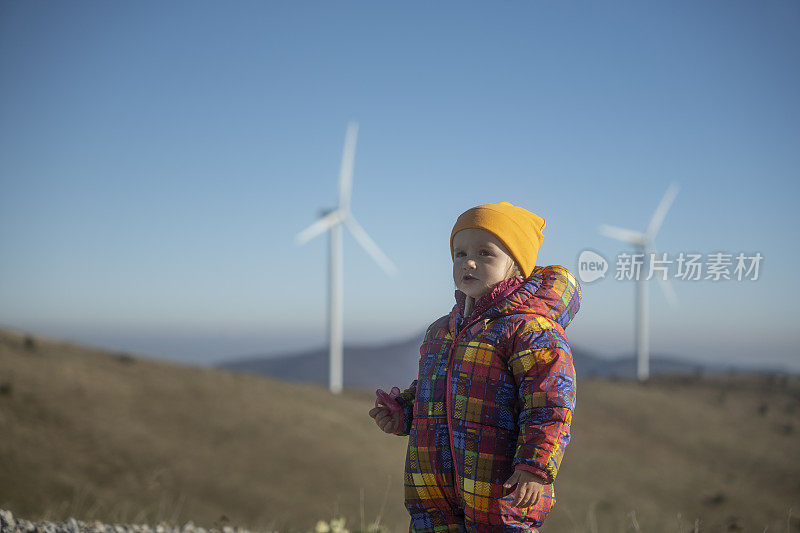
[1,0,798,372]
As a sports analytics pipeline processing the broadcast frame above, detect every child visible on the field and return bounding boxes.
[369,201,581,532]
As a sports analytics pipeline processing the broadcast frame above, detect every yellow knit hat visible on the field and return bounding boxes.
[450,201,546,278]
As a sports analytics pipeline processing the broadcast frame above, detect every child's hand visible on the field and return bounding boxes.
[503,469,546,508]
[370,387,405,434]
[369,405,400,433]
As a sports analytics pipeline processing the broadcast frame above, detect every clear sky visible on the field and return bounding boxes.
[1,0,799,372]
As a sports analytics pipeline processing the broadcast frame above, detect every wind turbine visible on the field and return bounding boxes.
[294,121,398,394]
[598,182,680,382]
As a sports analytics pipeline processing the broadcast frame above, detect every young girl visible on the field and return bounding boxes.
[369,201,581,532]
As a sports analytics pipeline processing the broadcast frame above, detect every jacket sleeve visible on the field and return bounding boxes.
[507,318,576,485]
[393,379,417,436]
[394,320,445,437]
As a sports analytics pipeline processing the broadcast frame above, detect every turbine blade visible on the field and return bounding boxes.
[645,182,679,241]
[657,275,679,308]
[294,210,343,246]
[650,246,679,308]
[337,121,358,212]
[598,224,646,245]
[344,215,398,277]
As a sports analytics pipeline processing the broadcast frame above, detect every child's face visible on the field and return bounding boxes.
[452,228,516,300]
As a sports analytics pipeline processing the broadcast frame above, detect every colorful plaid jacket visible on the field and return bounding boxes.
[395,265,581,528]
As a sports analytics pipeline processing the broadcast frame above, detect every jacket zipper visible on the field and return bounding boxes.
[444,313,484,506]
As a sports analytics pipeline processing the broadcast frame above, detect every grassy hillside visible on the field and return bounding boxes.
[0,326,798,532]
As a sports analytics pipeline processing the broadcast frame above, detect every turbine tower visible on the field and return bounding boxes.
[598,182,680,382]
[294,121,398,394]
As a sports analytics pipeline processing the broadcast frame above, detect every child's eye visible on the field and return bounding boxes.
[455,250,492,257]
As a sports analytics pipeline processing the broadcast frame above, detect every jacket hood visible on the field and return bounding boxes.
[452,265,582,333]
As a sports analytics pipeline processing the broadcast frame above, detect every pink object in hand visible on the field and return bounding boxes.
[375,386,405,435]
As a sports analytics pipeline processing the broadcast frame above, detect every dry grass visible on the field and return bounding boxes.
[1,326,799,532]
[548,373,800,532]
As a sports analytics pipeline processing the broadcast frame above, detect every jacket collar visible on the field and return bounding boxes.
[449,265,582,335]
[454,275,526,323]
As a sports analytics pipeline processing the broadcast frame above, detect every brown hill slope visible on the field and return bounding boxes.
[0,326,798,532]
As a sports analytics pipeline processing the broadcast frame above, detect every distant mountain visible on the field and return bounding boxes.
[216,331,427,391]
[215,331,765,390]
